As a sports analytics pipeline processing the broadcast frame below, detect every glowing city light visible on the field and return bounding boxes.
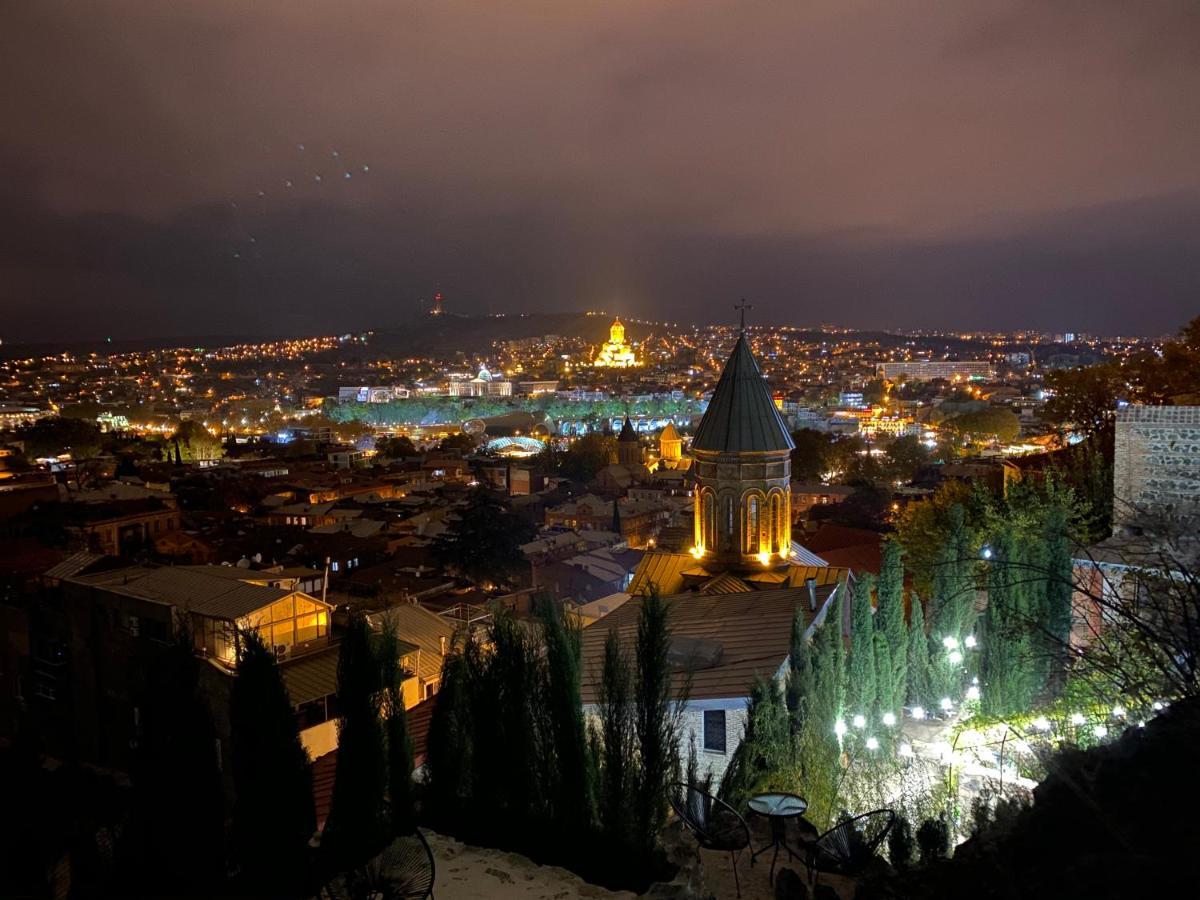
[834,720,847,738]
[1093,724,1108,738]
[948,650,964,665]
[939,697,953,711]
[1070,712,1086,726]
[911,706,926,720]
[866,736,880,751]
[689,545,705,560]
[882,712,897,727]
[1031,716,1051,732]
[942,636,958,650]
[852,714,866,729]
[964,634,977,649]
[1112,705,1126,718]
[757,551,771,566]
[965,685,980,701]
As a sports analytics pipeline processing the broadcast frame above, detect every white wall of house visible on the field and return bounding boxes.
[300,719,338,759]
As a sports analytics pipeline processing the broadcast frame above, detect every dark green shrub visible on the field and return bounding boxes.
[916,815,950,865]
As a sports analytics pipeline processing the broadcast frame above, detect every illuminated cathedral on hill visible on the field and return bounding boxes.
[592,317,640,368]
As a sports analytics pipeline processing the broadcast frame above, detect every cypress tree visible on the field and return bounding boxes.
[980,528,1032,717]
[323,612,388,868]
[482,610,544,821]
[426,646,473,817]
[375,623,414,836]
[597,628,634,842]
[538,597,594,829]
[877,540,908,713]
[231,631,316,894]
[126,628,225,894]
[800,589,847,829]
[906,596,933,708]
[930,504,974,644]
[846,573,878,721]
[785,607,815,733]
[719,677,791,809]
[633,589,678,853]
[811,589,846,736]
[1041,503,1074,691]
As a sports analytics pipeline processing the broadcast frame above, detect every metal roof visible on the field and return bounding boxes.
[68,566,308,621]
[368,603,457,683]
[44,551,104,581]
[692,333,794,453]
[280,645,340,706]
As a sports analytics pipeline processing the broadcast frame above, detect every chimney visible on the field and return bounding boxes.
[439,635,447,655]
[806,577,817,611]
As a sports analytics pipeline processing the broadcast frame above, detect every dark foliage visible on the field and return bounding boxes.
[230,631,316,895]
[323,613,389,869]
[431,488,537,588]
[915,815,950,866]
[122,628,226,894]
[887,814,915,870]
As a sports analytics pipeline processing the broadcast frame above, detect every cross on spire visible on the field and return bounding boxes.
[735,299,753,333]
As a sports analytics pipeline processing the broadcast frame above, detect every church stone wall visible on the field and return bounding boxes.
[1113,405,1200,527]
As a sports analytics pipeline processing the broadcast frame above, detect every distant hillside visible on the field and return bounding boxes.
[366,311,610,356]
[0,333,292,360]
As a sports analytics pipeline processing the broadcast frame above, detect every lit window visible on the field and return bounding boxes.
[331,561,339,572]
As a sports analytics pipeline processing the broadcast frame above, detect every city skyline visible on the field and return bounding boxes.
[4,1,1199,341]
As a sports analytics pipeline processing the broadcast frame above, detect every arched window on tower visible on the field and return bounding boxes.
[745,495,760,555]
[723,496,734,551]
[703,492,716,550]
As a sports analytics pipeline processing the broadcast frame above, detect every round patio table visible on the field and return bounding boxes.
[747,792,808,884]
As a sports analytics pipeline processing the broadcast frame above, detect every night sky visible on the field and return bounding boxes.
[3,1,1198,341]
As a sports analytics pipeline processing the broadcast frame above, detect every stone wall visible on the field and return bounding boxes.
[1113,405,1200,528]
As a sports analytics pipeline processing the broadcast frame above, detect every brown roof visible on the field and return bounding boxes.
[580,585,838,703]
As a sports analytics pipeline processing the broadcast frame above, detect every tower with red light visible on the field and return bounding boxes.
[430,292,444,316]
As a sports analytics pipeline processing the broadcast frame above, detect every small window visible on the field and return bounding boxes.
[703,709,726,753]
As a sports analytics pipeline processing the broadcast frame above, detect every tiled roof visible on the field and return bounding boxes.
[580,585,838,703]
[692,334,794,453]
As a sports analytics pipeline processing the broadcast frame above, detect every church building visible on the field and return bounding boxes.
[592,317,640,368]
[582,321,851,786]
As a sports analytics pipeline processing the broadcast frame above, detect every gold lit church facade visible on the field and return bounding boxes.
[592,318,640,368]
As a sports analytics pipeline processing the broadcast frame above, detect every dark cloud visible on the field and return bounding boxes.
[1,1,1197,340]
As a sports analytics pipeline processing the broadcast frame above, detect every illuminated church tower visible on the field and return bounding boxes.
[593,317,639,368]
[691,326,794,571]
